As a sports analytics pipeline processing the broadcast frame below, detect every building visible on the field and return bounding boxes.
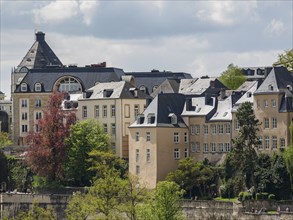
[77,81,151,158]
[0,92,12,133]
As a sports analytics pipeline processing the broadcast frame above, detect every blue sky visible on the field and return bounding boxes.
[1,0,292,98]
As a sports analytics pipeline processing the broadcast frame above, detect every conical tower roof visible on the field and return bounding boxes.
[16,31,62,72]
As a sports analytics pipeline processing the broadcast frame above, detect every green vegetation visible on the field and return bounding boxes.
[274,49,293,71]
[219,63,246,90]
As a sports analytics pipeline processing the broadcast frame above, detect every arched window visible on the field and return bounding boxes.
[140,85,146,93]
[34,83,42,92]
[21,83,27,92]
[55,77,82,92]
[20,67,28,73]
[152,85,158,92]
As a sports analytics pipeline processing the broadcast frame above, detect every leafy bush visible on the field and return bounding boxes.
[256,193,261,200]
[238,192,244,201]
[219,179,235,198]
[242,192,252,200]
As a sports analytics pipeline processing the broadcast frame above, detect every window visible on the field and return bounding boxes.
[225,124,231,134]
[146,132,151,142]
[191,142,195,152]
[21,99,28,108]
[258,137,263,149]
[147,114,155,124]
[140,85,146,93]
[136,149,139,162]
[272,117,277,128]
[234,120,239,130]
[146,149,150,162]
[103,105,107,117]
[95,105,99,117]
[224,143,230,152]
[264,100,268,107]
[174,132,179,143]
[203,125,208,135]
[210,143,216,152]
[190,126,195,135]
[34,83,42,92]
[170,114,177,124]
[195,125,200,135]
[136,165,140,175]
[211,125,216,135]
[272,136,277,148]
[196,142,200,152]
[35,124,41,133]
[174,148,180,159]
[265,136,270,149]
[184,148,189,158]
[184,132,188,143]
[264,118,269,129]
[35,99,41,107]
[102,124,107,133]
[21,112,28,120]
[111,143,116,154]
[218,143,223,152]
[135,132,139,142]
[134,105,139,119]
[35,112,42,120]
[203,143,209,153]
[280,138,286,148]
[21,83,27,92]
[82,106,87,118]
[272,99,276,107]
[218,124,223,134]
[111,105,116,117]
[111,123,116,135]
[125,104,130,118]
[57,77,81,92]
[22,125,28,133]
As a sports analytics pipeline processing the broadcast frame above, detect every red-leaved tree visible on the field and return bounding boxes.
[26,92,76,182]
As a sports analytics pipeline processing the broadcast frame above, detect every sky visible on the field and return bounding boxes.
[0,0,292,99]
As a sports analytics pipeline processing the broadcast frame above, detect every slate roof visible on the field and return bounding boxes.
[150,79,180,98]
[125,70,192,95]
[254,67,293,94]
[241,66,273,80]
[181,96,216,117]
[179,77,227,95]
[130,93,187,128]
[16,32,62,72]
[14,66,125,93]
[82,81,151,100]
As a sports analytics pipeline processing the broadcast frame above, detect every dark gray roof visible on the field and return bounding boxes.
[254,67,293,94]
[150,79,180,98]
[14,66,125,93]
[130,93,187,128]
[16,32,62,72]
[126,71,192,95]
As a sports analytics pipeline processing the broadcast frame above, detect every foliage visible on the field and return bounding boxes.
[137,181,185,220]
[0,132,12,149]
[15,200,55,220]
[66,191,95,220]
[232,102,260,189]
[285,121,293,190]
[25,92,76,183]
[268,194,275,200]
[166,158,219,199]
[219,63,246,90]
[88,149,128,179]
[274,49,293,71]
[64,119,110,186]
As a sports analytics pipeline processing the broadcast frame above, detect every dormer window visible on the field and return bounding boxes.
[268,84,274,91]
[152,85,158,92]
[103,89,113,98]
[20,67,28,73]
[129,88,138,97]
[137,114,145,124]
[247,92,252,98]
[169,113,177,124]
[34,83,42,92]
[287,85,293,91]
[147,113,155,124]
[21,83,27,92]
[140,85,147,93]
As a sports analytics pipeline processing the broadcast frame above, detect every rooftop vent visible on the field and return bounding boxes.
[35,31,45,42]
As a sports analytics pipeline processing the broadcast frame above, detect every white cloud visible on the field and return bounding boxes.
[33,0,79,24]
[265,19,285,35]
[196,1,258,26]
[78,0,99,25]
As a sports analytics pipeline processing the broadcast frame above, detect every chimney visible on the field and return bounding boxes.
[35,31,45,42]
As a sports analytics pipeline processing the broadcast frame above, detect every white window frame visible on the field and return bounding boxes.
[203,125,208,135]
[146,149,150,162]
[272,136,277,148]
[173,148,180,159]
[272,117,277,129]
[264,118,269,129]
[135,132,139,142]
[218,124,224,134]
[225,124,231,134]
[146,132,151,142]
[174,132,179,143]
[103,105,107,117]
[111,105,116,117]
[95,105,99,117]
[35,99,41,107]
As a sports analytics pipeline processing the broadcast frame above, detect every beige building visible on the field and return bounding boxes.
[0,92,12,133]
[77,81,150,158]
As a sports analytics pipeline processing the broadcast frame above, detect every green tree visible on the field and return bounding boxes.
[137,181,185,220]
[219,64,246,90]
[65,119,110,186]
[274,49,293,71]
[15,200,55,220]
[233,101,259,188]
[0,132,12,149]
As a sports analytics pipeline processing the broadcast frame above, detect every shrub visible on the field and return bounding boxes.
[238,192,244,201]
[242,192,252,201]
[256,193,261,200]
[262,192,269,200]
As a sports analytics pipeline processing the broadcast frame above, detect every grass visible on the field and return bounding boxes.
[214,197,239,202]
